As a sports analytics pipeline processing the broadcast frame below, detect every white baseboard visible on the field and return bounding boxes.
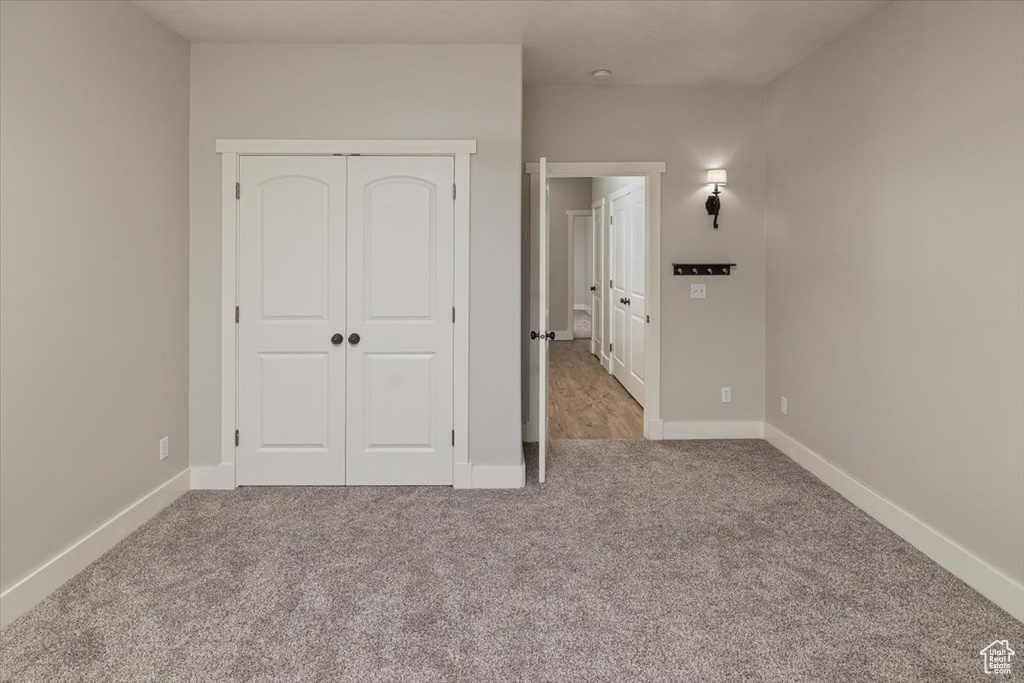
[190,463,236,490]
[551,329,573,341]
[0,468,190,629]
[662,420,765,439]
[764,423,1024,622]
[471,458,526,489]
[192,459,525,489]
[573,304,592,313]
[528,418,753,442]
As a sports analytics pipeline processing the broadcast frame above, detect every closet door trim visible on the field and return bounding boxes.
[216,140,475,490]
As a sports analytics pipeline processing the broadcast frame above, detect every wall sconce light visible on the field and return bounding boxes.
[705,169,727,229]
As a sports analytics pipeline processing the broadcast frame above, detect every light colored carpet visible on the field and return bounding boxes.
[1,439,1020,682]
[573,309,591,339]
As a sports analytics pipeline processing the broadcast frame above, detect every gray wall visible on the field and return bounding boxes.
[548,178,593,334]
[766,0,1024,584]
[189,44,523,470]
[524,86,766,426]
[0,1,190,590]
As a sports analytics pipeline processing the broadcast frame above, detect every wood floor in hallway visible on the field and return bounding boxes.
[548,339,644,439]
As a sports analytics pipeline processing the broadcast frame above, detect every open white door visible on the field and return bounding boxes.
[537,157,549,483]
[609,179,646,405]
[590,202,601,356]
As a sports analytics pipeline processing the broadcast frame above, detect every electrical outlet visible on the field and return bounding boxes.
[159,436,169,461]
[691,284,707,299]
[780,397,788,415]
[721,387,731,403]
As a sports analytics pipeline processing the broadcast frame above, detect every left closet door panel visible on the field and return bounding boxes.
[237,156,348,485]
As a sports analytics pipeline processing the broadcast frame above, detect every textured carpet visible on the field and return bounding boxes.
[1,439,1021,682]
[573,309,591,339]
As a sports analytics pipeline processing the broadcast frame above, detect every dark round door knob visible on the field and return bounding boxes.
[331,333,344,346]
[589,285,596,292]
[348,333,361,346]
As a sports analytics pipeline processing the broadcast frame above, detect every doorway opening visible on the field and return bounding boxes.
[526,161,667,482]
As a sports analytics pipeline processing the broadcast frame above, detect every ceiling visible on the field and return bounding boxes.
[132,0,886,86]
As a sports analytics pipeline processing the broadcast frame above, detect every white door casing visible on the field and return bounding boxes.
[346,156,455,485]
[236,153,457,487]
[565,211,576,334]
[577,215,593,317]
[609,180,646,405]
[237,156,347,485]
[217,140,475,491]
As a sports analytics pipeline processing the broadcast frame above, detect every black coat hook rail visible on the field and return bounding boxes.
[673,263,736,276]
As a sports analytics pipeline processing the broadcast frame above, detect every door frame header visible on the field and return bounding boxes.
[525,161,665,177]
[216,139,477,155]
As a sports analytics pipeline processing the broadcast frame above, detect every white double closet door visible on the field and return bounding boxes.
[609,180,646,405]
[237,155,455,486]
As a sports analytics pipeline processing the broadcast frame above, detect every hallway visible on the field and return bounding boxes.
[548,339,644,439]
[572,310,592,339]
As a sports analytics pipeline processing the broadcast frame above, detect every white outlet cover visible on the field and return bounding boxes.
[721,387,731,403]
[781,397,788,415]
[159,436,169,460]
[691,284,706,299]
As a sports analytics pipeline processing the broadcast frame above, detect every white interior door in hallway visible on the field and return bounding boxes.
[590,199,605,358]
[609,179,646,405]
[237,155,455,486]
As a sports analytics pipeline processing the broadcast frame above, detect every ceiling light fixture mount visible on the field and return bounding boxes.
[590,69,613,81]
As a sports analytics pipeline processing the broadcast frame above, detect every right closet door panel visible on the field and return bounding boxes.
[345,156,455,485]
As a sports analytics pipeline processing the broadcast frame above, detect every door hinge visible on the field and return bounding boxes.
[235,182,240,200]
[234,429,239,446]
[452,183,457,200]
[452,306,455,323]
[609,215,614,225]
[646,314,650,323]
[451,429,455,446]
[609,279,613,288]
[235,305,240,323]
[609,342,613,351]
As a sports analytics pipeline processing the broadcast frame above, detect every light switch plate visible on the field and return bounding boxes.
[159,436,169,460]
[780,397,788,415]
[691,284,706,299]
